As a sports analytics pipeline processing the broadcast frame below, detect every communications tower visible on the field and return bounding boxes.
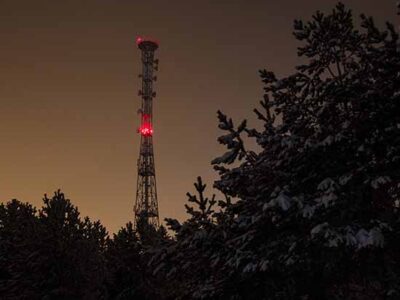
[134,37,159,228]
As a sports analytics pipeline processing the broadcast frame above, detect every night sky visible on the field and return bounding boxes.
[0,0,397,233]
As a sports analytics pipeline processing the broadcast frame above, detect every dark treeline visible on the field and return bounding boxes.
[2,3,400,299]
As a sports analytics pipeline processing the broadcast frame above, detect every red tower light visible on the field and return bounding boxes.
[139,114,153,136]
[136,36,159,49]
[139,125,153,136]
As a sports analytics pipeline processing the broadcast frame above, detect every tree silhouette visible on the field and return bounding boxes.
[105,222,145,299]
[0,192,108,299]
[0,200,39,299]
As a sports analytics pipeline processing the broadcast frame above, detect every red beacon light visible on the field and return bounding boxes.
[136,37,143,45]
[139,125,153,136]
[136,36,159,49]
[139,114,153,136]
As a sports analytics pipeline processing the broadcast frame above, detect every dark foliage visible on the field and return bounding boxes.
[105,222,145,299]
[0,192,168,300]
[105,219,168,300]
[0,192,108,299]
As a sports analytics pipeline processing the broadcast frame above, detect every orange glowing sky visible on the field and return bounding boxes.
[0,0,397,233]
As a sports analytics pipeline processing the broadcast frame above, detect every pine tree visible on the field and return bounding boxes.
[105,219,169,299]
[212,3,400,299]
[0,192,108,299]
[151,3,400,299]
[0,200,39,299]
[37,191,108,299]
[149,177,228,299]
[105,222,146,299]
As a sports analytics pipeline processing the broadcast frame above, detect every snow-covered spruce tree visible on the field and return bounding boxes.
[148,177,227,299]
[212,3,400,299]
[151,3,400,300]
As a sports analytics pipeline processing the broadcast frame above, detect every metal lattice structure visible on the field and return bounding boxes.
[134,37,159,228]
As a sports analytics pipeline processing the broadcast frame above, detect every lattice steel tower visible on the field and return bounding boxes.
[134,37,159,228]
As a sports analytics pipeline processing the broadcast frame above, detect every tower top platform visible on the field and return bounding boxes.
[136,37,159,51]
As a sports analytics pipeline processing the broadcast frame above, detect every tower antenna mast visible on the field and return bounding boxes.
[134,37,160,228]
